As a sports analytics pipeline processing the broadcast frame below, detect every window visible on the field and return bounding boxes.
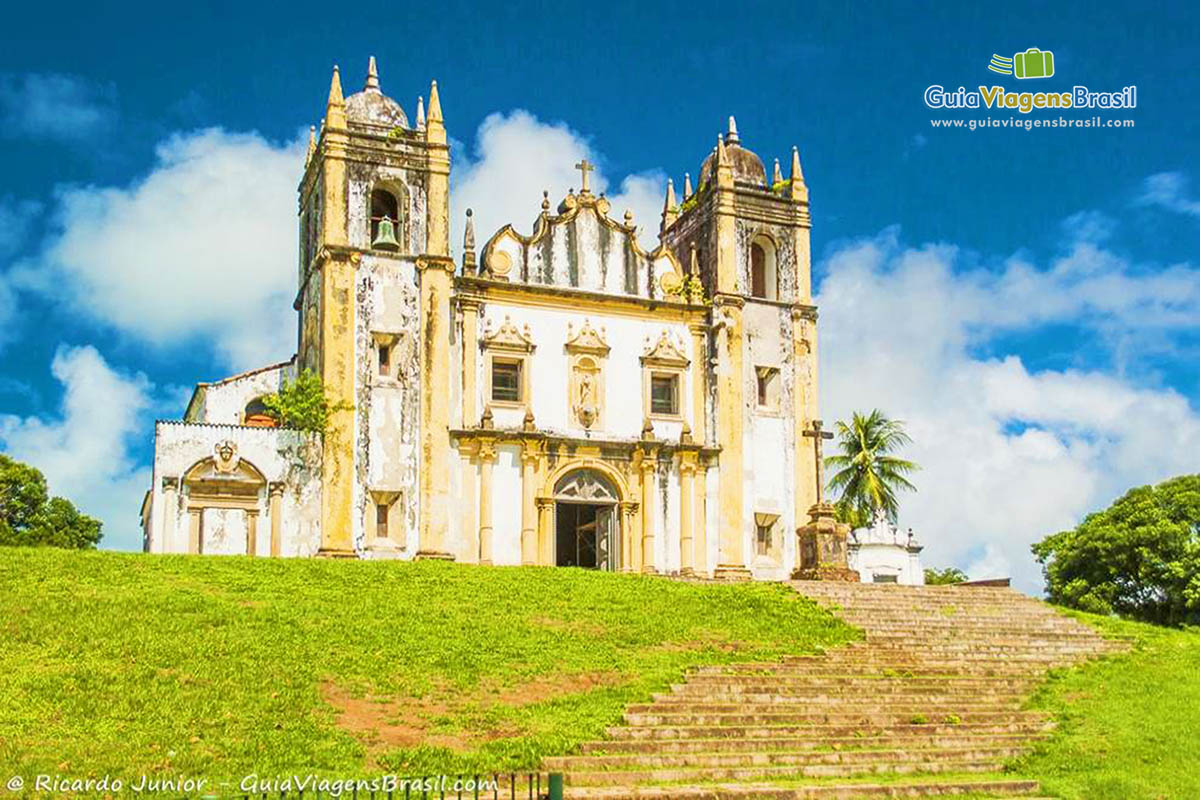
[756,367,780,410]
[491,359,523,403]
[370,189,401,251]
[749,238,778,300]
[375,502,390,540]
[755,522,773,557]
[649,374,679,416]
[751,243,767,298]
[377,343,391,377]
[873,574,899,584]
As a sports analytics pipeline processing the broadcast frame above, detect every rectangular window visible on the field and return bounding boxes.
[756,367,780,409]
[491,359,523,403]
[650,374,679,416]
[377,344,391,377]
[375,503,389,540]
[756,523,772,556]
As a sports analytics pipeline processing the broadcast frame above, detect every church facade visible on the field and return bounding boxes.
[140,58,824,580]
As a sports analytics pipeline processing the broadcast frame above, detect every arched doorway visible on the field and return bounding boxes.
[554,469,619,571]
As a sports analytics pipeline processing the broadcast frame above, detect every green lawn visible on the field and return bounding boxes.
[1011,610,1200,799]
[0,548,856,784]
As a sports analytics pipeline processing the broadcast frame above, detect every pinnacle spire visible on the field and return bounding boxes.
[416,96,425,128]
[726,115,739,145]
[661,178,679,232]
[365,56,380,91]
[791,146,804,181]
[773,158,782,184]
[427,80,443,122]
[462,208,477,274]
[306,125,316,162]
[326,65,346,128]
[683,172,693,197]
[327,65,344,106]
[716,134,728,165]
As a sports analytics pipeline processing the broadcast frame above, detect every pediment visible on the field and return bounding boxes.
[565,319,610,356]
[640,330,690,367]
[482,315,536,353]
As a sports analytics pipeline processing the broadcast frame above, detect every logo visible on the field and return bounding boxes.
[988,48,1055,79]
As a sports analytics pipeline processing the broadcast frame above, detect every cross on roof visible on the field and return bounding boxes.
[802,419,834,505]
[575,159,595,194]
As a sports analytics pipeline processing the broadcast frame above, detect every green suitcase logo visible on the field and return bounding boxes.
[1013,47,1055,79]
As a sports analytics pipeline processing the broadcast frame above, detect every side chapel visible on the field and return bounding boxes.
[141,58,833,580]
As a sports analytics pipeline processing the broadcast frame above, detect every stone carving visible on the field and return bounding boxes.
[640,330,690,367]
[482,316,535,353]
[554,469,618,502]
[213,441,240,474]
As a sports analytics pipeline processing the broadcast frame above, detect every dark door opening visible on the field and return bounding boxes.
[555,502,615,570]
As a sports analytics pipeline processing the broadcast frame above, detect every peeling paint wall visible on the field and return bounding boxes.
[146,422,321,556]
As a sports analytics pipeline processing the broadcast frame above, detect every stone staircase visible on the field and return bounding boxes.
[547,581,1125,799]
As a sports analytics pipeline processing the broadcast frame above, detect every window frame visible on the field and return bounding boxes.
[489,356,526,405]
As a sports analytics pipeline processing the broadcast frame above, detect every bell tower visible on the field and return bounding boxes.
[660,117,818,579]
[296,58,451,557]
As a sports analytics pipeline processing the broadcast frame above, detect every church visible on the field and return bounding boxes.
[140,58,830,581]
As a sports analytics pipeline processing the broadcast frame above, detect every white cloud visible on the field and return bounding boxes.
[0,346,153,551]
[1138,171,1200,217]
[818,230,1200,592]
[451,110,666,252]
[0,73,116,142]
[15,128,305,370]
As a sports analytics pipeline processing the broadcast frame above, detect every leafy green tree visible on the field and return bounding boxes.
[262,370,349,434]
[1032,474,1200,626]
[0,454,102,549]
[925,566,969,585]
[826,410,919,523]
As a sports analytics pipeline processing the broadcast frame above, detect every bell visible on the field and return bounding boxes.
[372,216,400,251]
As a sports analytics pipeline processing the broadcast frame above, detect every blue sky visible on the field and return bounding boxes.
[1,0,1197,590]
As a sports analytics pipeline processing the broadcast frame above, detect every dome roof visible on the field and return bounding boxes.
[699,141,767,187]
[698,117,766,187]
[344,57,408,128]
[346,88,408,128]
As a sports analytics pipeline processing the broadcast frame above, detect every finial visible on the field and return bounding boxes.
[773,158,782,184]
[365,56,380,91]
[683,172,693,197]
[641,417,655,441]
[680,420,693,444]
[523,407,536,432]
[661,178,678,232]
[789,146,807,201]
[541,190,550,211]
[480,405,494,430]
[306,125,316,161]
[716,134,728,166]
[427,80,443,122]
[416,96,426,128]
[326,65,346,128]
[624,208,634,227]
[462,208,476,274]
[726,115,740,145]
[790,145,804,181]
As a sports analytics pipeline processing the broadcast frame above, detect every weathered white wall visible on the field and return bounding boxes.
[492,444,523,565]
[147,422,321,556]
[189,362,294,425]
[474,303,693,441]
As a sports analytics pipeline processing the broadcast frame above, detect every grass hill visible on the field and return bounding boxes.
[0,549,855,783]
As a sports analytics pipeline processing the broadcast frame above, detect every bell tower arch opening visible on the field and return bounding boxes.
[553,469,620,571]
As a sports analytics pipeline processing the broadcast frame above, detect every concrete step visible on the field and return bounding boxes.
[546,744,1026,772]
[622,710,1049,727]
[564,779,1045,798]
[582,731,1048,755]
[565,758,1011,786]
[605,720,1055,741]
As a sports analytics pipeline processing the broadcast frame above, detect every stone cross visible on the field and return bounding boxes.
[575,159,595,193]
[802,419,834,505]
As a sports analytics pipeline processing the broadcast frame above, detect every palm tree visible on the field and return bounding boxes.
[826,410,919,526]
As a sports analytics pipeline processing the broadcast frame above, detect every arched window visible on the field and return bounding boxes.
[370,189,401,251]
[243,397,277,428]
[749,238,778,300]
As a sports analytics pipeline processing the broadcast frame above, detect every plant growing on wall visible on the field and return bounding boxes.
[262,370,350,435]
